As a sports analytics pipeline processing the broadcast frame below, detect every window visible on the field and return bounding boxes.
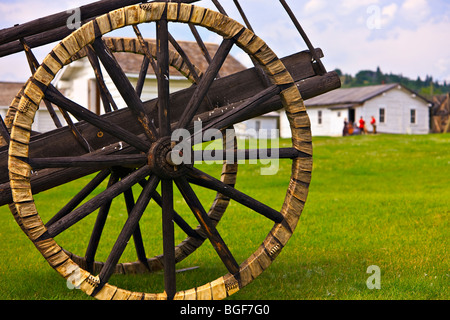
[318,110,323,125]
[410,109,416,124]
[379,108,385,123]
[255,120,261,132]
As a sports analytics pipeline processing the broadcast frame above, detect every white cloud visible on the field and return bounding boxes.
[0,0,449,84]
[0,0,96,27]
[381,3,398,27]
[338,0,380,15]
[400,0,431,22]
[304,0,327,15]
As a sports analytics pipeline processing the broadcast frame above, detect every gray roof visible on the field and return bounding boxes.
[305,83,398,107]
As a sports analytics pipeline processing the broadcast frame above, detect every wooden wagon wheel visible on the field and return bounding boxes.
[5,36,238,275]
[8,3,312,300]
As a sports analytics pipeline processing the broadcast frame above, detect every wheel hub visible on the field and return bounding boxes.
[147,137,189,179]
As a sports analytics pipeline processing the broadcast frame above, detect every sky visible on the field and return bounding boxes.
[0,0,449,84]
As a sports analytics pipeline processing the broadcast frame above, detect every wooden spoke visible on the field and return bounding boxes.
[189,24,215,69]
[176,38,236,130]
[133,24,158,80]
[21,37,92,150]
[187,167,284,223]
[86,45,118,113]
[156,16,171,137]
[85,172,120,272]
[136,56,150,98]
[167,32,200,84]
[97,175,160,291]
[133,24,158,98]
[91,36,158,142]
[161,179,176,300]
[6,2,320,300]
[123,188,149,268]
[150,190,202,239]
[191,85,281,144]
[45,85,151,152]
[211,0,228,15]
[45,169,111,227]
[44,166,152,238]
[279,0,326,75]
[0,115,10,145]
[27,154,147,169]
[175,177,240,275]
[20,38,64,129]
[233,0,255,31]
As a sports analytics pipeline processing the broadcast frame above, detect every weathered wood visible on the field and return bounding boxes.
[85,172,119,273]
[123,187,149,269]
[177,37,236,130]
[187,167,284,223]
[0,115,10,145]
[132,25,158,82]
[0,69,338,204]
[279,0,326,75]
[27,154,146,169]
[45,85,151,152]
[195,84,281,139]
[4,3,335,300]
[96,175,159,294]
[156,14,171,138]
[0,0,138,46]
[86,46,118,113]
[175,177,240,275]
[189,24,215,70]
[167,32,201,83]
[161,179,176,300]
[233,0,254,32]
[0,1,202,56]
[91,35,158,142]
[196,147,307,162]
[46,169,111,227]
[44,166,152,238]
[135,56,150,98]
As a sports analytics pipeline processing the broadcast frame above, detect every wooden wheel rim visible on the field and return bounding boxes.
[6,37,237,275]
[8,3,312,300]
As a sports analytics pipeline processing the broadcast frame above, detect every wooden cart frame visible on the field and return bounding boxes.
[0,0,341,300]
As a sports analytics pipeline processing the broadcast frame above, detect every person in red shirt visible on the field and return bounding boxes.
[370,116,377,134]
[359,116,367,135]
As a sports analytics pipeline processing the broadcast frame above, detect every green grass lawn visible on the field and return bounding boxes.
[0,134,448,300]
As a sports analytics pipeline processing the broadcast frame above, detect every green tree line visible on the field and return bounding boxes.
[335,67,450,98]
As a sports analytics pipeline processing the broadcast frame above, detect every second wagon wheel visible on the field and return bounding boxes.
[8,3,312,300]
[5,36,238,275]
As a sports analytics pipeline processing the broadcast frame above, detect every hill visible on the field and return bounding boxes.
[335,67,450,99]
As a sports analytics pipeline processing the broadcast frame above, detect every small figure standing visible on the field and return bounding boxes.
[348,122,354,135]
[343,118,349,136]
[359,116,366,135]
[370,116,377,134]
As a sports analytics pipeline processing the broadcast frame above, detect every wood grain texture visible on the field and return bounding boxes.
[7,2,316,301]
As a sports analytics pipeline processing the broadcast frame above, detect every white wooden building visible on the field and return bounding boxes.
[303,83,433,136]
[0,38,245,137]
[0,82,23,124]
[0,81,69,134]
[55,38,245,118]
